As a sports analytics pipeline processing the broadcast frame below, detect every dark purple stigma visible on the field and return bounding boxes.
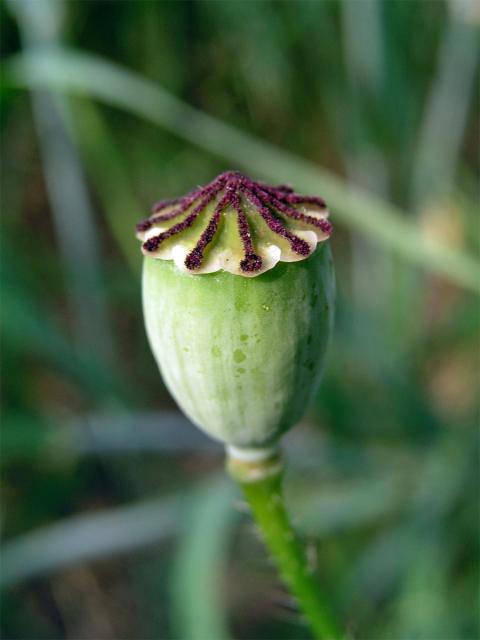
[136,219,153,232]
[183,190,231,270]
[318,219,333,234]
[242,187,313,257]
[143,236,161,252]
[285,194,326,208]
[137,170,331,272]
[142,185,223,254]
[240,253,263,272]
[290,237,311,256]
[151,197,181,213]
[185,248,203,270]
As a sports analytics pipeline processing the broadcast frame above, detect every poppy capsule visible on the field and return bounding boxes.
[137,171,334,460]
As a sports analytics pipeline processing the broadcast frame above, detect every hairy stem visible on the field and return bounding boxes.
[227,453,342,640]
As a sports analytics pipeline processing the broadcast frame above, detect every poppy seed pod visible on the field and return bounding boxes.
[137,171,334,459]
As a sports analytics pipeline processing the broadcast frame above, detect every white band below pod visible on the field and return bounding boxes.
[226,444,278,463]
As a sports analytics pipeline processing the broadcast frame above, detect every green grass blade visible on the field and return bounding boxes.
[69,98,143,274]
[0,494,180,588]
[5,48,480,293]
[412,18,479,207]
[171,476,237,640]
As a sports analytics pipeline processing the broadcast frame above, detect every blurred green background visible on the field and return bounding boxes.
[1,0,479,638]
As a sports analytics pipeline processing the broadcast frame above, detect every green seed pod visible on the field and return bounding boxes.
[137,172,334,458]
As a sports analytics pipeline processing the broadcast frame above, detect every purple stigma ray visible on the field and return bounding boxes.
[255,180,294,196]
[230,191,263,273]
[136,206,185,233]
[184,191,232,270]
[137,189,204,233]
[242,187,312,257]
[241,175,326,214]
[151,185,204,213]
[215,170,242,183]
[143,185,222,253]
[285,194,326,208]
[137,170,332,273]
[253,186,332,235]
[151,197,181,213]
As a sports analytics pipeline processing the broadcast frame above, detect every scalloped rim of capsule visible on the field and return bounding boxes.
[137,205,331,278]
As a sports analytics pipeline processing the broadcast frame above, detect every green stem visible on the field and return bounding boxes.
[227,454,342,640]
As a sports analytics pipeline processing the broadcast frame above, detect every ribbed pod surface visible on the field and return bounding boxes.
[143,243,334,448]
